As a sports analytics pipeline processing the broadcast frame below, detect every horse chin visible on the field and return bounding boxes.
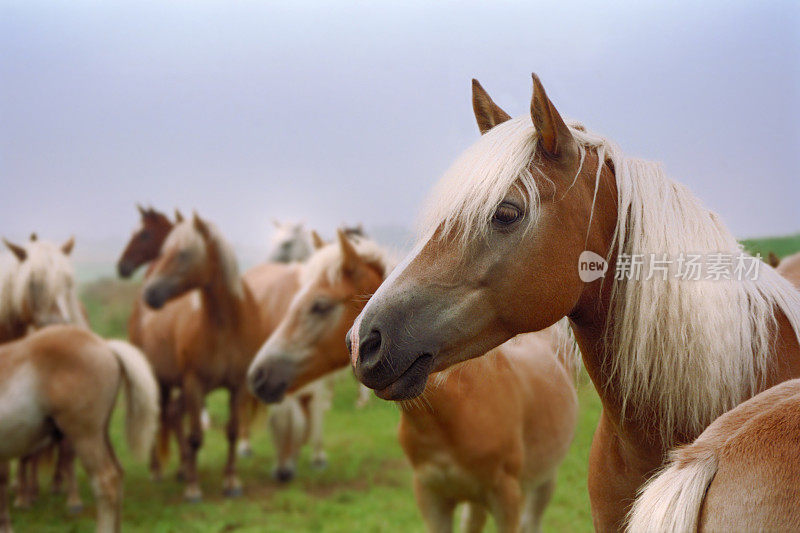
[373,354,434,401]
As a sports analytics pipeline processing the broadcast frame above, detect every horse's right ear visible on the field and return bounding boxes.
[175,209,184,223]
[310,230,325,250]
[337,229,362,276]
[472,79,511,135]
[767,251,780,268]
[530,73,576,160]
[137,204,146,217]
[192,212,211,238]
[4,238,27,261]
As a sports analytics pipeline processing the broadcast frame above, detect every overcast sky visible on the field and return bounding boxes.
[1,1,798,262]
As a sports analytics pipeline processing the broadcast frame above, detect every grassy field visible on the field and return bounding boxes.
[10,234,799,532]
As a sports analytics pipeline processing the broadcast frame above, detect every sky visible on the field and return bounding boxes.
[1,1,798,265]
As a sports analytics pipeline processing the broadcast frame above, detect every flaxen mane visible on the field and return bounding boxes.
[421,115,800,446]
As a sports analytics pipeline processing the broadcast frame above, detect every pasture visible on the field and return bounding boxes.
[7,235,795,532]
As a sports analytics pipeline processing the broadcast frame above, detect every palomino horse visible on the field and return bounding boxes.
[141,213,263,500]
[0,325,158,533]
[628,378,800,531]
[348,75,800,530]
[399,331,576,533]
[267,220,313,263]
[775,251,800,289]
[246,235,576,532]
[1,234,89,509]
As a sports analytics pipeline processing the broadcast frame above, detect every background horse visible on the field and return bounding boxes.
[266,221,313,263]
[1,234,89,509]
[141,213,263,501]
[348,75,800,530]
[628,378,800,531]
[0,325,158,533]
[774,251,800,289]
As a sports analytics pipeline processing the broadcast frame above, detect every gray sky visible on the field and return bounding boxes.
[2,1,798,264]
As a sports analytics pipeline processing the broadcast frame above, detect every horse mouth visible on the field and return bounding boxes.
[374,354,434,401]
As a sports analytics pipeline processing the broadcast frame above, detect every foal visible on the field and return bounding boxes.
[399,330,577,533]
[0,325,158,533]
[628,378,800,531]
[142,213,262,500]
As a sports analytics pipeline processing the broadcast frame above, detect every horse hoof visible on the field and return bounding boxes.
[223,486,243,498]
[311,457,328,470]
[273,467,295,484]
[67,503,84,514]
[237,447,252,459]
[183,493,202,504]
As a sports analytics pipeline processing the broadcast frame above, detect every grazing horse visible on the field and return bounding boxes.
[400,330,576,533]
[628,378,800,531]
[347,75,800,530]
[0,325,158,533]
[141,213,263,500]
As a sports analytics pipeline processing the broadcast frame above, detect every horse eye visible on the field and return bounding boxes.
[310,300,334,315]
[492,203,522,226]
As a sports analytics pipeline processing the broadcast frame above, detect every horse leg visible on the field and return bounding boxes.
[520,478,556,533]
[236,396,256,458]
[171,391,190,482]
[0,460,11,533]
[488,475,523,533]
[413,476,455,533]
[182,377,204,502]
[150,384,171,482]
[269,399,303,483]
[13,457,30,509]
[53,437,83,513]
[222,387,244,497]
[305,392,328,470]
[355,383,371,409]
[461,502,488,533]
[72,433,122,533]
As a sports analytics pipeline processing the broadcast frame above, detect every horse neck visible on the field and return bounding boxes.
[198,237,249,330]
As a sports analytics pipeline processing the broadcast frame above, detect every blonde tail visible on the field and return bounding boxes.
[106,340,159,461]
[627,447,717,533]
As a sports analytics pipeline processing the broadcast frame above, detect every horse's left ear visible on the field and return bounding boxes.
[3,239,26,261]
[472,79,511,135]
[174,209,184,223]
[530,73,576,159]
[61,236,75,255]
[310,230,326,250]
[29,233,37,242]
[337,229,362,276]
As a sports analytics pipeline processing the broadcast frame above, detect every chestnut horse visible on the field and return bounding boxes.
[399,330,576,533]
[348,75,800,530]
[141,213,263,501]
[628,378,800,531]
[0,325,158,533]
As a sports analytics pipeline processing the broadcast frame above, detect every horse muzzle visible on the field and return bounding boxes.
[247,357,295,404]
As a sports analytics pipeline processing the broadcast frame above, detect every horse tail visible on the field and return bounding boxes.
[106,339,159,461]
[626,444,718,533]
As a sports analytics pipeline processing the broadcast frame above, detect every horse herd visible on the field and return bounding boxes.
[1,73,800,533]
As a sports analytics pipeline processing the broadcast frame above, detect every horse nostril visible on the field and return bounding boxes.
[251,367,265,386]
[358,329,382,365]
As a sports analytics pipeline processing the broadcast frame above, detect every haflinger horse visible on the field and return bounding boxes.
[347,75,800,531]
[266,220,313,263]
[140,212,263,501]
[246,232,577,532]
[1,234,90,510]
[628,378,800,531]
[775,251,800,289]
[0,325,159,533]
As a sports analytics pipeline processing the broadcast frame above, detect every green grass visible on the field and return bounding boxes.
[12,234,798,532]
[741,233,800,259]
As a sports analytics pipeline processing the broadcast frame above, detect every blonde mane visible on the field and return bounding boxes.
[163,219,243,297]
[301,237,395,287]
[422,114,800,446]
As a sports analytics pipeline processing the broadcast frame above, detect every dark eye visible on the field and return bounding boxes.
[141,231,151,241]
[310,299,335,315]
[492,202,522,227]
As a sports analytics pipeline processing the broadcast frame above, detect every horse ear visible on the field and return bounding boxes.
[174,209,184,223]
[192,212,211,238]
[29,232,37,242]
[310,230,325,250]
[472,79,511,135]
[767,251,780,268]
[272,219,281,228]
[337,229,362,275]
[3,239,26,261]
[530,73,576,159]
[61,236,75,255]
